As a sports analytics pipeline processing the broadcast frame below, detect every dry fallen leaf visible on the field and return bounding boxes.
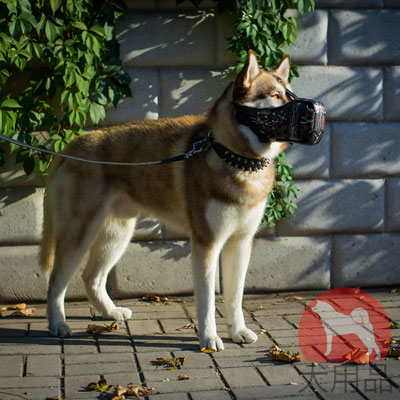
[0,303,32,317]
[200,347,216,354]
[288,382,299,385]
[87,321,119,335]
[126,383,155,400]
[177,374,192,380]
[343,349,370,364]
[87,378,113,393]
[10,308,36,317]
[268,344,302,362]
[155,356,186,370]
[258,329,267,335]
[141,293,184,303]
[178,323,195,331]
[390,289,398,294]
[285,296,305,301]
[387,347,400,358]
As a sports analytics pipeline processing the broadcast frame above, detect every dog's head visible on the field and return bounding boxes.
[233,50,291,109]
[232,51,325,148]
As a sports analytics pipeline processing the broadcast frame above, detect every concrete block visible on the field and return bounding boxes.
[117,12,216,67]
[329,10,400,65]
[0,145,44,187]
[285,123,330,179]
[103,69,159,125]
[285,10,328,65]
[0,188,44,244]
[276,180,385,235]
[331,123,400,178]
[124,0,157,9]
[158,0,216,9]
[316,0,383,7]
[292,66,383,122]
[216,13,237,67]
[385,0,400,7]
[0,246,88,303]
[109,240,220,296]
[333,234,400,287]
[387,179,400,232]
[222,367,266,388]
[160,68,234,117]
[245,237,331,292]
[384,67,400,121]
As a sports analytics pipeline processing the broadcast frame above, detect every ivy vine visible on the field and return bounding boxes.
[0,0,130,174]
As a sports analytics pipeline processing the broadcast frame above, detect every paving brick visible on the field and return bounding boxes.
[160,68,234,118]
[331,123,400,178]
[65,361,138,377]
[117,12,216,67]
[64,352,134,365]
[0,323,27,337]
[26,355,61,377]
[333,234,400,287]
[254,316,294,331]
[246,237,331,292]
[384,67,400,121]
[0,376,59,389]
[329,10,400,65]
[0,187,43,244]
[143,365,217,383]
[103,69,159,124]
[292,66,383,122]
[128,319,163,336]
[0,355,23,377]
[285,10,328,65]
[153,377,224,394]
[63,338,98,355]
[221,366,265,388]
[277,180,385,235]
[232,384,316,399]
[64,374,100,399]
[97,337,135,353]
[190,390,231,400]
[0,387,61,399]
[258,364,304,385]
[0,337,61,355]
[286,124,330,180]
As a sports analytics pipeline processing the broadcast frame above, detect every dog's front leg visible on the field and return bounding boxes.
[222,235,257,344]
[191,239,224,351]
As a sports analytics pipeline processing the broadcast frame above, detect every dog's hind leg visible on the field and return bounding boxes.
[47,206,109,338]
[82,215,136,321]
[221,235,257,344]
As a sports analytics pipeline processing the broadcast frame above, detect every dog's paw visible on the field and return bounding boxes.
[103,306,132,321]
[229,326,258,344]
[49,322,72,338]
[200,334,225,352]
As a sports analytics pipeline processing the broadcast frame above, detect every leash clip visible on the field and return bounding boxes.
[184,133,211,159]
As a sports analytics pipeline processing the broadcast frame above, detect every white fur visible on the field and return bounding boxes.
[197,199,266,348]
[238,124,284,159]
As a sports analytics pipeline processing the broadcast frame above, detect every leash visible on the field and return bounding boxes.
[0,133,211,166]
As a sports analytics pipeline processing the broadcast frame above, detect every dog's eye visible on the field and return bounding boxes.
[271,93,281,99]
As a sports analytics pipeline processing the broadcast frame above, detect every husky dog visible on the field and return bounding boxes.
[41,51,293,351]
[312,300,381,359]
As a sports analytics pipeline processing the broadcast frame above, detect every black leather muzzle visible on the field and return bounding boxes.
[234,89,326,145]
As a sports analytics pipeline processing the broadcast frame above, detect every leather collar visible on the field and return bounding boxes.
[210,140,270,172]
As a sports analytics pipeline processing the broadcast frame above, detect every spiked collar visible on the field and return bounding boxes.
[210,139,270,172]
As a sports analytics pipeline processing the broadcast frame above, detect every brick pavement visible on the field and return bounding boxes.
[0,290,399,400]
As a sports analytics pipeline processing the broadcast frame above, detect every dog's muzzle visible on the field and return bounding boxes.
[234,89,326,145]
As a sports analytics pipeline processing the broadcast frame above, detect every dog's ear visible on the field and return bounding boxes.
[235,50,260,89]
[274,54,290,82]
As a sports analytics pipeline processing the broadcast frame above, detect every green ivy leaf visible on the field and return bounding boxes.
[50,0,62,14]
[45,20,57,42]
[1,99,22,108]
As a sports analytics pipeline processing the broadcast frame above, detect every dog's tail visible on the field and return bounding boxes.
[39,187,55,275]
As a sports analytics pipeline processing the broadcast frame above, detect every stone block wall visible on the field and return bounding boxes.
[1,0,399,302]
